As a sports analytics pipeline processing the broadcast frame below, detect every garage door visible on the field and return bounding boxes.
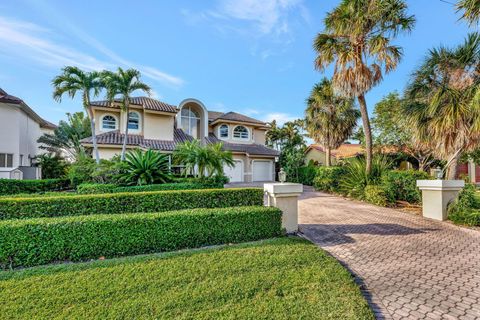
[253,160,273,182]
[223,160,243,182]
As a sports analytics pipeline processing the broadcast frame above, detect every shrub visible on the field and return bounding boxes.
[0,179,69,196]
[0,188,264,220]
[67,157,96,186]
[448,183,480,226]
[36,154,69,179]
[0,206,283,269]
[364,185,388,206]
[381,170,431,204]
[293,165,318,185]
[118,149,171,186]
[77,182,224,194]
[313,166,346,192]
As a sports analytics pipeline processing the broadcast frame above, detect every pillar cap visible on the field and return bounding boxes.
[416,179,465,191]
[264,183,303,195]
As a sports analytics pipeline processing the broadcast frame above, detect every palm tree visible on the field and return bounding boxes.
[102,68,151,161]
[313,0,415,173]
[457,0,480,25]
[37,112,91,161]
[52,66,103,163]
[404,33,480,179]
[305,78,360,166]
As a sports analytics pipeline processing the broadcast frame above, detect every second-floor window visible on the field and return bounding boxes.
[128,112,140,130]
[233,126,249,140]
[181,106,200,139]
[102,115,117,130]
[0,153,13,167]
[219,124,229,138]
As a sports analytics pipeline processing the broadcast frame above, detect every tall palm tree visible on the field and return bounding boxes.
[404,33,480,179]
[305,78,360,166]
[313,0,415,173]
[457,0,480,25]
[102,68,151,161]
[52,66,103,163]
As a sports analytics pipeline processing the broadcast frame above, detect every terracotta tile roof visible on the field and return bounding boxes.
[91,97,178,113]
[0,88,22,104]
[307,144,364,159]
[208,111,266,125]
[206,134,279,156]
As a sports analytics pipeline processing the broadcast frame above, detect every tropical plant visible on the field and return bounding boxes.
[313,0,415,174]
[404,33,480,179]
[339,156,392,199]
[52,66,103,163]
[37,112,91,161]
[35,154,68,179]
[173,140,234,178]
[457,0,480,25]
[102,68,151,161]
[118,149,171,186]
[305,78,360,166]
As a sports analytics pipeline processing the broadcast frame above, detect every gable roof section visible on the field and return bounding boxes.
[0,88,56,129]
[307,144,364,159]
[206,134,279,156]
[91,97,178,113]
[208,111,266,126]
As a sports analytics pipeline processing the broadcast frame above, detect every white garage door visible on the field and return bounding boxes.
[223,160,243,182]
[253,160,273,182]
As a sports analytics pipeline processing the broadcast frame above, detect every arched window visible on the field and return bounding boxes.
[181,106,200,138]
[102,115,116,130]
[219,124,229,138]
[128,112,140,130]
[233,126,249,139]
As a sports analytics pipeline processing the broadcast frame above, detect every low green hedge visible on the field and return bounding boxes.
[381,170,431,204]
[0,188,263,220]
[448,184,480,226]
[293,166,318,186]
[77,182,223,195]
[364,185,387,206]
[313,166,346,193]
[0,206,283,269]
[0,179,70,196]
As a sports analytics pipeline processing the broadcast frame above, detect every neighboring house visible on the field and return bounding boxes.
[80,98,279,182]
[0,88,56,179]
[456,161,480,184]
[305,144,363,166]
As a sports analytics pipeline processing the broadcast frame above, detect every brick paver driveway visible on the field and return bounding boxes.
[299,190,480,320]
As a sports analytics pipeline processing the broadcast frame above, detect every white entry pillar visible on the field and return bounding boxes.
[416,180,465,221]
[264,183,303,233]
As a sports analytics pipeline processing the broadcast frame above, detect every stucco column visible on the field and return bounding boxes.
[416,180,465,221]
[468,160,476,184]
[264,183,303,233]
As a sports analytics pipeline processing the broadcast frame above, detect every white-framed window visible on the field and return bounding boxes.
[181,106,200,139]
[101,115,117,130]
[128,111,140,130]
[233,125,249,140]
[0,153,13,167]
[219,124,229,138]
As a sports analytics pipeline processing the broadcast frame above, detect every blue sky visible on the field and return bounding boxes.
[0,0,473,125]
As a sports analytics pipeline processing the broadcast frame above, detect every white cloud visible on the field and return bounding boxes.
[262,112,298,125]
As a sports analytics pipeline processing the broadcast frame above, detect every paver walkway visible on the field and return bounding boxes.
[299,190,480,320]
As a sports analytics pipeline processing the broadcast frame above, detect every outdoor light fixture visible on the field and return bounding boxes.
[433,167,443,180]
[278,168,286,183]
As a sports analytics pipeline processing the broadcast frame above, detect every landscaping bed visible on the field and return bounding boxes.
[0,237,374,319]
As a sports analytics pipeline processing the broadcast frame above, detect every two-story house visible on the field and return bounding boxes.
[80,98,279,182]
[0,88,56,179]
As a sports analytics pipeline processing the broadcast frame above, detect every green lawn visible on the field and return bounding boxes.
[0,237,373,319]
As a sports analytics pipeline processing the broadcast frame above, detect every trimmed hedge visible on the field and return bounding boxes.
[364,185,387,206]
[381,170,431,204]
[0,188,264,220]
[313,166,346,193]
[0,179,69,196]
[293,166,318,186]
[0,206,283,269]
[77,182,223,195]
[448,183,480,226]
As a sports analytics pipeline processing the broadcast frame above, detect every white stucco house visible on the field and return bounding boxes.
[80,97,279,182]
[0,88,56,179]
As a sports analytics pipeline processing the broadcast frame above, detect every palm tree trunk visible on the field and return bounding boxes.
[87,107,100,164]
[446,154,460,180]
[121,103,130,161]
[325,146,331,167]
[358,94,373,174]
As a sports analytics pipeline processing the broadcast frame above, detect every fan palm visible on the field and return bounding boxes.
[119,149,171,186]
[102,68,151,161]
[52,66,103,163]
[313,0,415,173]
[457,0,480,25]
[305,78,360,166]
[404,33,480,179]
